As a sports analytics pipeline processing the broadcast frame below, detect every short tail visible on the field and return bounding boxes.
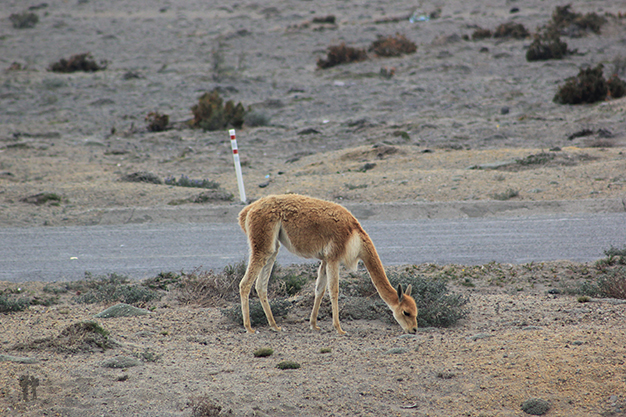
[238,204,251,233]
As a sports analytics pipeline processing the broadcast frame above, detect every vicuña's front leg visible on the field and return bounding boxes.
[310,261,328,331]
[327,261,346,335]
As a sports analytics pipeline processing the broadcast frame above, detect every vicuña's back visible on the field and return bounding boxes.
[239,194,364,268]
[238,194,418,335]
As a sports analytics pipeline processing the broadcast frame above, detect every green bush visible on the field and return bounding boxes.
[253,347,274,357]
[72,273,160,305]
[276,361,300,370]
[274,273,309,297]
[526,34,568,61]
[0,294,30,313]
[9,12,38,29]
[164,175,220,189]
[554,64,608,105]
[191,90,245,131]
[388,272,470,327]
[142,271,181,291]
[221,299,291,327]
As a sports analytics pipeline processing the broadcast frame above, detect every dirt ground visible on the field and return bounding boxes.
[1,0,626,415]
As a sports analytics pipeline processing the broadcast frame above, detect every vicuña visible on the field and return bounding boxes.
[238,194,418,335]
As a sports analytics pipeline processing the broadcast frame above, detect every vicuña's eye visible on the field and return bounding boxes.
[403,311,410,317]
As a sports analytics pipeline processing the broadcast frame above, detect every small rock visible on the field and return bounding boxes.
[522,326,543,331]
[467,333,492,341]
[521,398,550,415]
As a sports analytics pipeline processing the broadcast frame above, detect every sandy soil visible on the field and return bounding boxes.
[1,0,626,416]
[1,262,626,417]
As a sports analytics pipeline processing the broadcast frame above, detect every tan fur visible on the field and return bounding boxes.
[238,194,418,335]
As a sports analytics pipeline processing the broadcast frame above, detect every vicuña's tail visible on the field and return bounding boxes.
[238,204,251,233]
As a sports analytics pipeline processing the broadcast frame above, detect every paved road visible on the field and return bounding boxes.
[2,213,625,283]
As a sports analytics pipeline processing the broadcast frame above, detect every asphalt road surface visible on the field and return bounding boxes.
[1,213,625,283]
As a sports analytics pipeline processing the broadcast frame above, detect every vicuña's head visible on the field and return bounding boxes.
[392,284,418,334]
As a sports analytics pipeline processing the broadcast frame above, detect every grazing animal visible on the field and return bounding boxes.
[238,194,418,335]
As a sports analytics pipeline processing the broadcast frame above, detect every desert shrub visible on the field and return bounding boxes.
[122,172,162,184]
[0,293,30,313]
[142,271,181,291]
[73,273,160,305]
[368,33,417,57]
[490,188,519,201]
[189,395,228,417]
[221,299,291,327]
[175,269,239,306]
[607,75,626,99]
[471,28,492,40]
[165,175,220,189]
[493,22,529,39]
[604,246,626,263]
[20,192,62,206]
[596,269,626,299]
[48,52,107,73]
[223,259,248,280]
[253,347,274,357]
[312,15,336,24]
[243,110,271,127]
[568,280,602,298]
[317,42,368,69]
[554,64,608,104]
[9,12,39,28]
[145,112,169,132]
[191,90,245,131]
[276,360,300,370]
[388,272,470,327]
[273,273,309,297]
[526,34,568,61]
[169,190,233,206]
[516,152,556,166]
[549,4,606,36]
[340,271,378,298]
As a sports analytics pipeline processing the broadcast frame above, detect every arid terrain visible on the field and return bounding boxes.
[1,0,626,415]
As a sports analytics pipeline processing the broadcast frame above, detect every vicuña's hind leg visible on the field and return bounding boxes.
[327,261,346,335]
[255,248,281,331]
[310,261,328,331]
[240,252,274,334]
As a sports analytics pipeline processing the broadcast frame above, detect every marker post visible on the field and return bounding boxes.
[229,129,247,203]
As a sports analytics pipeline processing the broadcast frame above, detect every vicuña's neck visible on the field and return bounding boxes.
[360,234,399,307]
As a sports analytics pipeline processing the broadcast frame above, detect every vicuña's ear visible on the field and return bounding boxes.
[405,284,412,297]
[397,284,404,302]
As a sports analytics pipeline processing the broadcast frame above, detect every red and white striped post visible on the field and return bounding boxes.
[229,129,247,203]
